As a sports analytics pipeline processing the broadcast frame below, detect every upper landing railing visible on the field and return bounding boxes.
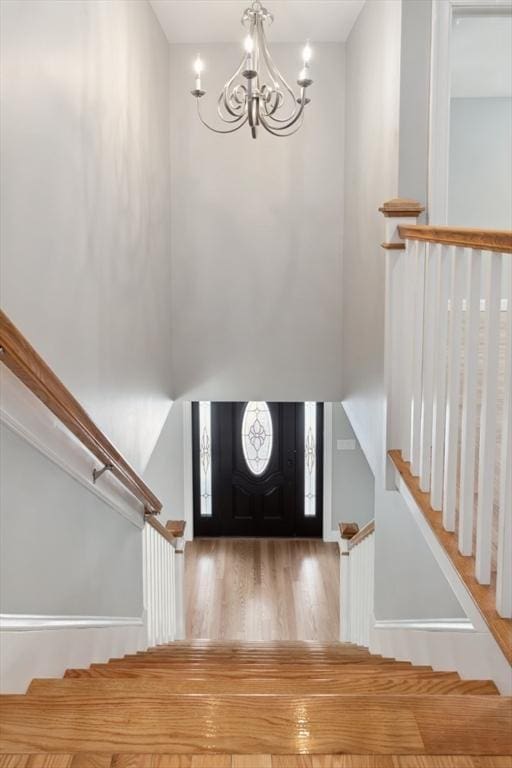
[380,199,511,661]
[0,309,162,515]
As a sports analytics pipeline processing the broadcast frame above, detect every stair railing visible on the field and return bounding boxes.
[339,520,375,647]
[0,309,187,646]
[144,518,186,645]
[380,201,512,621]
[0,309,162,515]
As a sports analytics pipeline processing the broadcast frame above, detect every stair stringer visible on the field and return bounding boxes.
[369,468,512,693]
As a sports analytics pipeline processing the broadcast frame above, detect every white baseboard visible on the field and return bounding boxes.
[370,617,512,694]
[0,614,146,693]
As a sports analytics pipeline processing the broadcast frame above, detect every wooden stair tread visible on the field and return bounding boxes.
[389,450,512,664]
[1,694,510,754]
[99,656,409,667]
[64,663,433,679]
[27,676,499,696]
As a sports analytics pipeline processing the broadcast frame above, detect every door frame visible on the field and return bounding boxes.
[191,402,326,538]
[428,0,512,224]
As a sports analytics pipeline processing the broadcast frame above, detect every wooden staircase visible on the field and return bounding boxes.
[1,641,511,763]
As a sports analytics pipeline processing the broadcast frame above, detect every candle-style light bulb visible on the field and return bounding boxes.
[298,40,313,87]
[244,34,254,54]
[194,53,204,91]
[302,41,312,64]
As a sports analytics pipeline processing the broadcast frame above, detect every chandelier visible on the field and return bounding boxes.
[190,0,313,139]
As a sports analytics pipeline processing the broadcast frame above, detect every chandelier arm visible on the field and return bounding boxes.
[261,89,283,118]
[259,111,305,137]
[218,57,248,120]
[258,91,306,131]
[258,24,300,123]
[217,90,248,123]
[196,100,249,134]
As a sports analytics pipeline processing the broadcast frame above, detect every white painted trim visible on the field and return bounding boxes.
[428,0,512,224]
[0,614,143,631]
[322,403,333,542]
[393,470,512,691]
[0,617,147,693]
[370,616,512,694]
[182,401,194,541]
[373,618,475,632]
[323,528,339,543]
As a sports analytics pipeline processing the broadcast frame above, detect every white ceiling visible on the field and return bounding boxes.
[149,0,366,44]
[451,13,512,98]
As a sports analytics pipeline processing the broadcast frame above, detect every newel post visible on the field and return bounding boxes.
[166,521,187,640]
[338,522,359,642]
[379,199,424,489]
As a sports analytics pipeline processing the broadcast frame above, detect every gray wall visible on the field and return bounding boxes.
[331,404,374,530]
[0,0,171,616]
[375,489,465,620]
[0,425,143,616]
[398,0,431,212]
[169,43,344,402]
[0,0,173,473]
[341,0,401,476]
[342,0,466,621]
[144,401,185,525]
[449,97,512,229]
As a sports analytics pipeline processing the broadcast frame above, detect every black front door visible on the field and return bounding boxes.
[193,402,323,537]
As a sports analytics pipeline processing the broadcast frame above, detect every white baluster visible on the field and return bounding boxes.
[350,548,359,644]
[359,544,364,645]
[364,538,370,645]
[175,545,186,641]
[402,243,415,462]
[155,534,160,645]
[151,528,157,646]
[431,245,450,509]
[419,244,437,490]
[350,549,356,644]
[339,539,350,642]
[161,537,166,642]
[369,534,375,639]
[143,527,149,644]
[159,536,164,643]
[497,259,512,617]
[476,251,502,584]
[411,241,426,475]
[443,247,465,531]
[171,547,176,641]
[459,249,482,555]
[165,544,170,642]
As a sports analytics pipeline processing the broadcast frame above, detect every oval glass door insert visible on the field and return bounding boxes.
[242,401,273,476]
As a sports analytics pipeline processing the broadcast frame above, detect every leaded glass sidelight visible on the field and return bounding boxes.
[198,401,212,516]
[242,401,273,476]
[304,402,317,517]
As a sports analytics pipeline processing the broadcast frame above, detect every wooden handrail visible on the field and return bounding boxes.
[166,520,186,539]
[348,520,375,551]
[398,225,512,254]
[0,310,162,514]
[146,516,186,546]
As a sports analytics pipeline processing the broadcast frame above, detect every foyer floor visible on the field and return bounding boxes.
[185,539,340,641]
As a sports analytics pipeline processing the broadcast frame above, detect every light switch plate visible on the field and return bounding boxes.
[337,439,356,451]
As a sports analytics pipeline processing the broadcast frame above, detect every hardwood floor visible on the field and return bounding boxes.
[185,540,340,641]
[0,757,511,767]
